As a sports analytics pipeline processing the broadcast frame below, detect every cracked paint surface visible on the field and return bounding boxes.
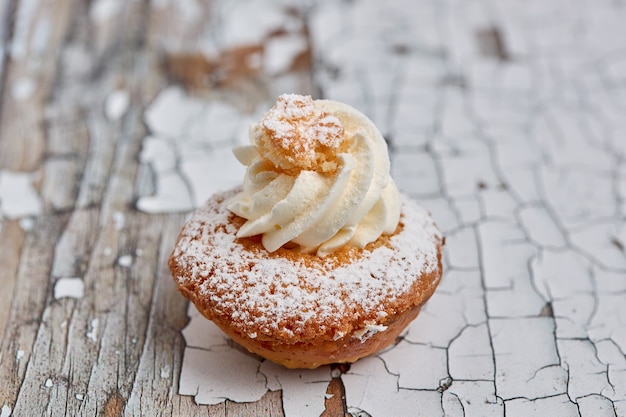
[138,0,626,415]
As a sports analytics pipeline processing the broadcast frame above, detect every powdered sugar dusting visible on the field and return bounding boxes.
[256,94,344,173]
[274,93,316,119]
[170,188,442,340]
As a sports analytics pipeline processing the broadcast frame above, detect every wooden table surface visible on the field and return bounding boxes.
[0,0,294,415]
[2,0,626,416]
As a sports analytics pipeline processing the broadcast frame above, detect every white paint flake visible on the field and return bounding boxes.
[505,394,579,417]
[179,348,267,405]
[86,319,99,342]
[218,1,294,49]
[0,405,11,417]
[15,350,24,360]
[342,357,443,416]
[75,393,84,401]
[89,0,123,23]
[144,87,204,139]
[578,394,618,417]
[104,89,130,121]
[491,318,567,400]
[138,89,248,213]
[264,35,307,75]
[112,211,125,230]
[179,306,331,415]
[260,361,331,417]
[44,378,53,388]
[448,324,494,381]
[445,380,504,417]
[519,206,566,248]
[11,77,36,101]
[18,217,35,231]
[0,171,43,219]
[54,277,85,299]
[379,342,447,389]
[117,254,133,268]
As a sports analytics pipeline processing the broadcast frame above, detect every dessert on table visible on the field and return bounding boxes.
[169,94,444,369]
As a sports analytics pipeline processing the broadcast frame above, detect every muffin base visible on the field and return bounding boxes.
[169,188,444,368]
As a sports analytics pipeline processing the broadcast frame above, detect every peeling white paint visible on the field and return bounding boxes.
[144,87,204,139]
[0,404,12,417]
[11,77,36,101]
[0,171,43,220]
[264,35,307,75]
[342,357,443,416]
[112,211,125,230]
[179,348,267,405]
[89,0,123,23]
[179,308,331,415]
[117,255,133,268]
[18,217,35,231]
[86,319,99,342]
[54,277,84,299]
[104,89,130,121]
[260,361,331,417]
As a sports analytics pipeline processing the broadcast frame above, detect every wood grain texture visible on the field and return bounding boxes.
[0,0,296,415]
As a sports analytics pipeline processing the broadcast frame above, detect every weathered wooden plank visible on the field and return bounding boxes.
[147,0,214,53]
[0,0,78,171]
[2,0,303,414]
[0,0,16,94]
[0,220,25,349]
[124,213,198,416]
[10,208,100,416]
[0,212,70,411]
[223,391,286,417]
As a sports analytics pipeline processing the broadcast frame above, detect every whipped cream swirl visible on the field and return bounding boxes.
[227,94,401,256]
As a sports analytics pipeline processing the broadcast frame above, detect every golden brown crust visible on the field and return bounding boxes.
[169,188,443,368]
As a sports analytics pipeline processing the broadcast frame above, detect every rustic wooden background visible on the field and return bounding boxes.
[5,0,626,416]
[0,0,331,415]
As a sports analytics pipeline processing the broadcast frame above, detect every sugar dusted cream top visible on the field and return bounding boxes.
[227,94,401,256]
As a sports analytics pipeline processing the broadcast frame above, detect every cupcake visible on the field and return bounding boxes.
[169,94,443,369]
